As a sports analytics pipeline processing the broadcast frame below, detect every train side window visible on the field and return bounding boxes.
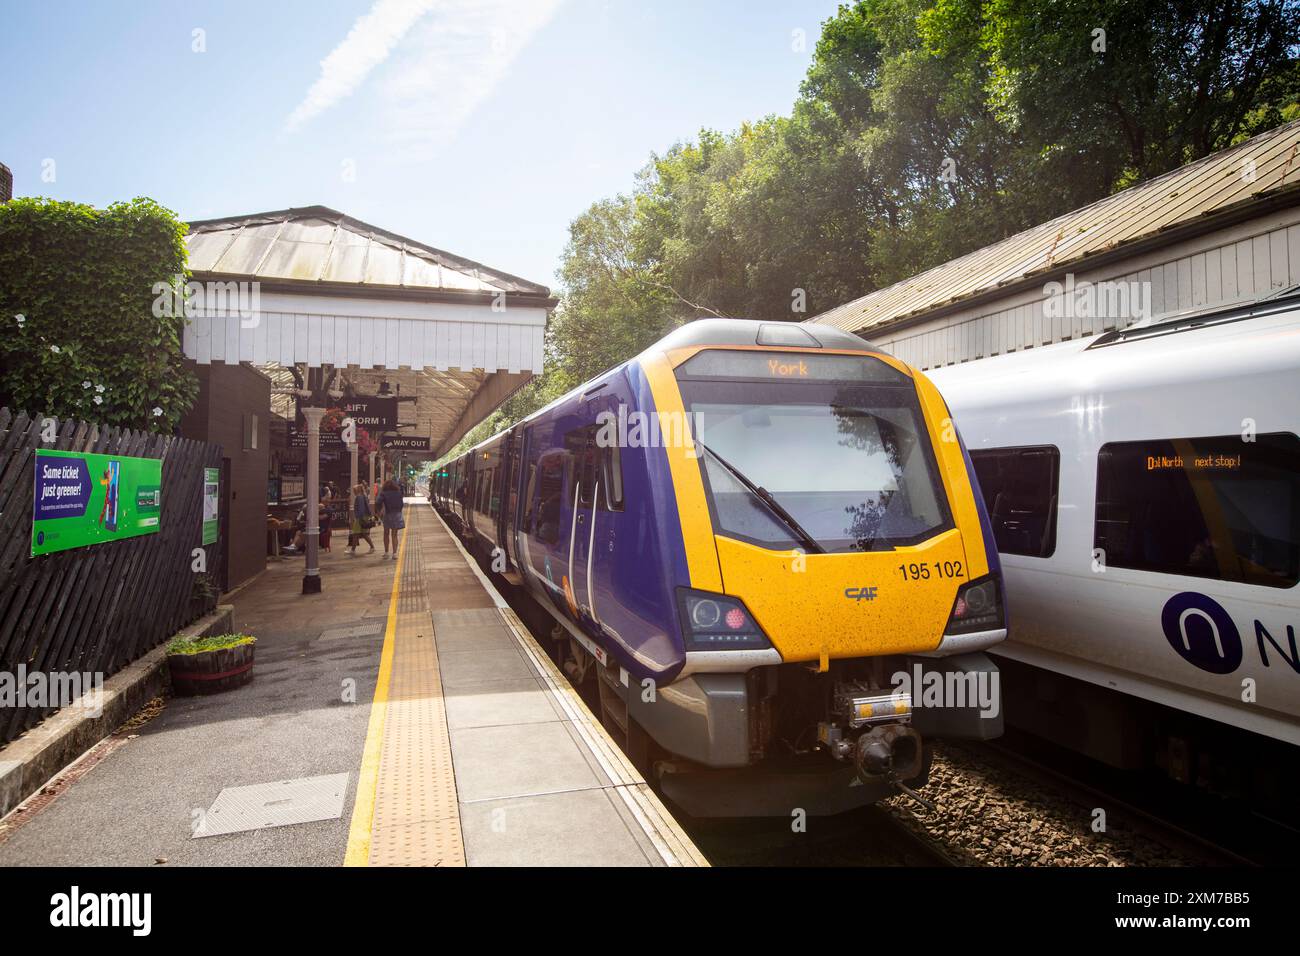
[1094,433,1300,588]
[970,445,1059,557]
[602,443,624,511]
[535,452,565,545]
[522,463,537,532]
[580,439,599,505]
[490,463,504,519]
[565,427,600,506]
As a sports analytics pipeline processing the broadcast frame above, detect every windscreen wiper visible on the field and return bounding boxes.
[695,440,825,554]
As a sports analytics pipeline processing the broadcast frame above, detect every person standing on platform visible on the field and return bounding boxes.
[377,479,405,560]
[348,482,376,555]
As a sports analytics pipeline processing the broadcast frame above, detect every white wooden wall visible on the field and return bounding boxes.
[874,211,1300,370]
[182,291,547,374]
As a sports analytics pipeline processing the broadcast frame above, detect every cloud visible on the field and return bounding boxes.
[285,0,439,132]
[286,0,565,159]
[379,0,565,160]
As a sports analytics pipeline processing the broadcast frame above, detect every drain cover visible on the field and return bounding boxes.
[318,624,383,641]
[193,773,349,838]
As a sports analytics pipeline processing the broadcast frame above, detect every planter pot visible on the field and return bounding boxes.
[167,642,255,696]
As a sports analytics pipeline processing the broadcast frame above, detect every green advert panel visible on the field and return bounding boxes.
[202,466,219,545]
[32,448,163,556]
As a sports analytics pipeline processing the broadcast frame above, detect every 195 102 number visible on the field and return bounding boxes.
[898,560,964,581]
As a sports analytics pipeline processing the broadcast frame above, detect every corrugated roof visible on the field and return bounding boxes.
[809,120,1300,334]
[186,205,552,298]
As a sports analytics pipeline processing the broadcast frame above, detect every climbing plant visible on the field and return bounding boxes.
[0,196,197,431]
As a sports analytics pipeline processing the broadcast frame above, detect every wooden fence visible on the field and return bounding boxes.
[0,408,223,746]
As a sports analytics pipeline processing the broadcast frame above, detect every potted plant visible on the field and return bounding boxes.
[166,633,256,696]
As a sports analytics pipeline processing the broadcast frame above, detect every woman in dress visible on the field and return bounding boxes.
[348,482,376,555]
[377,479,405,560]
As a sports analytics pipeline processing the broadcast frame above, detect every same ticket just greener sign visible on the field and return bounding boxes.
[32,449,162,556]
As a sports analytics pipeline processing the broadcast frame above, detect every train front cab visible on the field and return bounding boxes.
[614,323,1008,816]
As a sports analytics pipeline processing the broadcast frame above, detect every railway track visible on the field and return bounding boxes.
[963,730,1300,867]
[676,802,957,867]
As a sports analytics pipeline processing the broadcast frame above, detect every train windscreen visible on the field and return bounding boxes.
[675,356,951,552]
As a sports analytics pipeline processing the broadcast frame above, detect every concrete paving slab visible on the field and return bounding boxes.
[451,720,606,802]
[438,646,533,688]
[443,678,564,730]
[458,789,657,866]
[433,623,518,653]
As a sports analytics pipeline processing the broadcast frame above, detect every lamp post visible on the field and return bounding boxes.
[300,406,326,595]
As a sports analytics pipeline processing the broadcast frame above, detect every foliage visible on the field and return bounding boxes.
[0,196,197,432]
[167,632,256,655]
[448,0,1300,452]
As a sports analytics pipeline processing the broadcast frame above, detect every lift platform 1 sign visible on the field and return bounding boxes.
[31,449,162,556]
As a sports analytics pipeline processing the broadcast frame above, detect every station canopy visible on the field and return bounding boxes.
[182,206,555,456]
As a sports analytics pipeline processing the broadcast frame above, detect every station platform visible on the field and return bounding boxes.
[0,501,705,867]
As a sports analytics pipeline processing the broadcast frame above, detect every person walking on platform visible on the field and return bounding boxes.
[377,479,405,560]
[348,482,376,556]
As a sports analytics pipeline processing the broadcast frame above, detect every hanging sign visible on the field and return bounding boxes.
[381,435,430,451]
[341,397,397,430]
[32,449,162,556]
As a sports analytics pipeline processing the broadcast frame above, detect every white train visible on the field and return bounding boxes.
[928,295,1299,796]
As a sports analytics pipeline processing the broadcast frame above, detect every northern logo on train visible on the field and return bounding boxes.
[845,586,879,602]
[1160,591,1243,675]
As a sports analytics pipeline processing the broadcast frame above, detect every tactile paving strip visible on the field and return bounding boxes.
[367,512,466,866]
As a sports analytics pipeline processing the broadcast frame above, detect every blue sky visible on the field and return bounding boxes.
[1,0,844,289]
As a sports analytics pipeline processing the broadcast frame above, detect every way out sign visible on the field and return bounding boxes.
[32,449,162,556]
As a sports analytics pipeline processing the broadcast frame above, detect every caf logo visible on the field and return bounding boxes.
[1160,591,1242,674]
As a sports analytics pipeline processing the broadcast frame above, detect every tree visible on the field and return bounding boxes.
[444,0,1300,456]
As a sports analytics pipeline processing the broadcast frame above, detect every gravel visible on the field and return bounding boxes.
[879,741,1207,866]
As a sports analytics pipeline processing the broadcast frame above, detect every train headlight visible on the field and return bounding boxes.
[945,575,1004,634]
[676,588,772,651]
[691,598,722,629]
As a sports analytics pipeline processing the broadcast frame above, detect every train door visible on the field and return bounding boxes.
[514,425,536,572]
[524,447,570,610]
[587,439,625,636]
[568,426,600,623]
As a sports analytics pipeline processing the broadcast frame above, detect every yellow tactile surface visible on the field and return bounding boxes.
[346,512,466,867]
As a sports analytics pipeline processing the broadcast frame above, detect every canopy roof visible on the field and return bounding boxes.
[810,120,1300,335]
[183,206,554,456]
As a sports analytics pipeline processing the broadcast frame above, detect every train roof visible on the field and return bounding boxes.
[651,318,880,354]
[927,294,1300,405]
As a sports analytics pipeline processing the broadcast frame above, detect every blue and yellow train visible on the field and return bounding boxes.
[433,319,1006,815]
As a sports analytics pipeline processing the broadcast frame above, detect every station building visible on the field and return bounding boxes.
[808,120,1300,363]
[176,206,555,591]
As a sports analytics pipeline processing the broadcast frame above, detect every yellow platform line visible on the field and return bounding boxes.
[343,525,407,867]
